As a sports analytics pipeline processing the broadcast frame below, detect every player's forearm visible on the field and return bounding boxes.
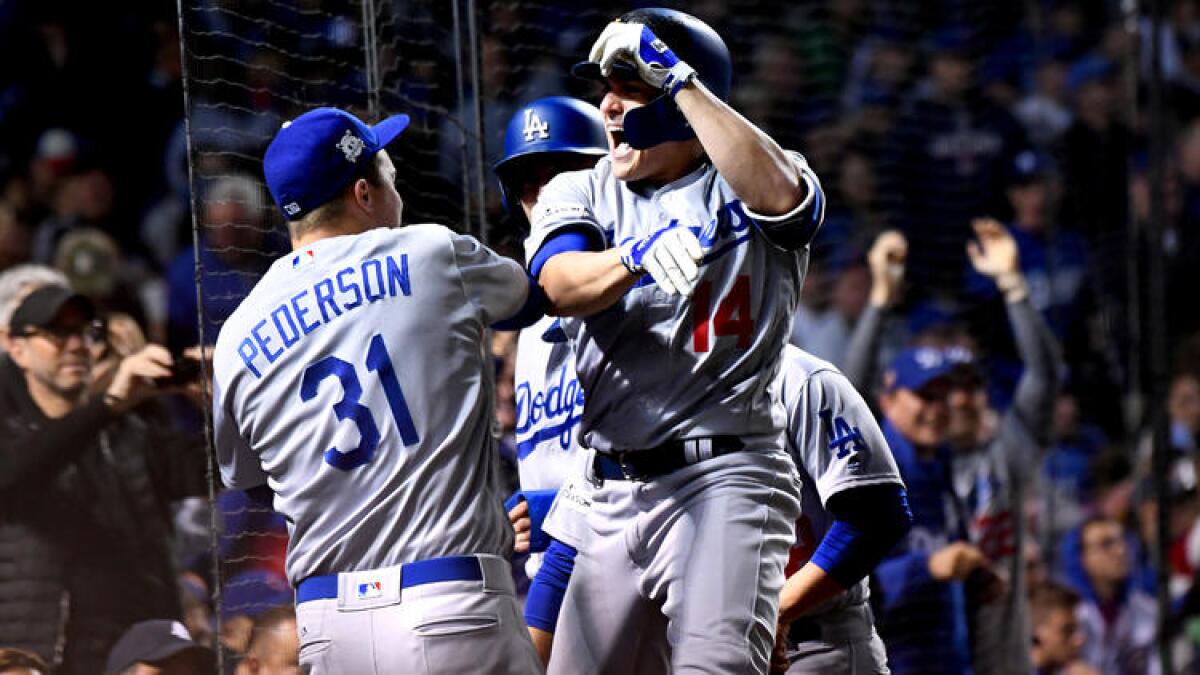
[674,83,804,215]
[529,627,554,667]
[778,562,847,624]
[539,250,640,316]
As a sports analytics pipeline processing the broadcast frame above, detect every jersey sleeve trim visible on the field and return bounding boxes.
[529,228,605,279]
[743,155,825,251]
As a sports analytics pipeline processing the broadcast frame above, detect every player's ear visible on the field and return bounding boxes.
[352,177,371,210]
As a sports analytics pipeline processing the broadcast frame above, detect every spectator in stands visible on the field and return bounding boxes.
[0,264,69,350]
[103,620,215,675]
[235,607,299,675]
[883,25,1028,297]
[0,648,49,675]
[869,342,994,675]
[1041,391,1109,540]
[789,255,871,366]
[855,220,1063,674]
[1014,55,1073,148]
[0,205,31,273]
[31,162,117,265]
[1062,516,1157,675]
[166,174,272,352]
[0,286,208,674]
[219,570,293,657]
[1030,582,1097,675]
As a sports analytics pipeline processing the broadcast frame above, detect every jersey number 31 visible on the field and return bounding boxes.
[300,334,420,471]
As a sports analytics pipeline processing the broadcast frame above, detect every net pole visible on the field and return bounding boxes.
[174,0,224,670]
[1147,0,1174,671]
[466,0,488,244]
[361,0,382,120]
[451,0,474,235]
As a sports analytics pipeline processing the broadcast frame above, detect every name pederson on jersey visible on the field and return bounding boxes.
[214,225,529,585]
[774,345,904,615]
[525,153,823,453]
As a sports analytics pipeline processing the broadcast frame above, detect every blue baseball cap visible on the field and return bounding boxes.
[264,107,410,220]
[885,346,976,392]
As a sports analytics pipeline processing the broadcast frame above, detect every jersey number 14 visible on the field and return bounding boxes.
[300,334,420,471]
[692,275,754,352]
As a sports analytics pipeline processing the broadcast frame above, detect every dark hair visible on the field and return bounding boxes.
[246,605,296,653]
[0,647,50,673]
[1030,581,1081,622]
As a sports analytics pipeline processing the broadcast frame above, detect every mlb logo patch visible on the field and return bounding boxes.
[357,581,383,599]
[292,249,316,268]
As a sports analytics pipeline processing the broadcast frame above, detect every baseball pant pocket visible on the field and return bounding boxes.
[299,640,335,675]
[417,613,505,674]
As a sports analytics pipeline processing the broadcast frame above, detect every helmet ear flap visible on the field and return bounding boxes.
[622,96,695,150]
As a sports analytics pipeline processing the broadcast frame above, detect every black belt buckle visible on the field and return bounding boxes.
[614,450,645,481]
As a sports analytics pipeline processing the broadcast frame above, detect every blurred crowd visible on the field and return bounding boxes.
[2,0,1200,673]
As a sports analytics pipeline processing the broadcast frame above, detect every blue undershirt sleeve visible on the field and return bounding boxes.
[529,229,604,279]
[809,483,913,588]
[524,539,577,632]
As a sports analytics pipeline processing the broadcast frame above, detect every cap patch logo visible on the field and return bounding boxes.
[284,202,301,216]
[336,130,365,163]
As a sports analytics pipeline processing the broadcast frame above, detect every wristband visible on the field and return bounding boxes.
[995,272,1028,304]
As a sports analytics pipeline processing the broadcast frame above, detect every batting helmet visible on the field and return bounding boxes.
[493,96,607,215]
[572,8,732,150]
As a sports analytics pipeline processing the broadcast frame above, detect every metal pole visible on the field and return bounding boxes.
[1147,0,1174,672]
[360,0,381,120]
[466,0,489,244]
[451,0,473,234]
[173,0,224,670]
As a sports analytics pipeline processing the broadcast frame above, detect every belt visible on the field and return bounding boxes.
[788,617,822,643]
[592,435,745,481]
[296,555,483,604]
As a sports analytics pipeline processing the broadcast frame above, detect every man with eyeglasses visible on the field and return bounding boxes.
[0,285,209,675]
[1063,516,1156,675]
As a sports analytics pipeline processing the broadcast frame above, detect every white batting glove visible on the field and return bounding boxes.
[619,225,704,296]
[588,21,697,97]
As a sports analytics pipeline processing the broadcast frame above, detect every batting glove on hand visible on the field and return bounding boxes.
[620,224,704,296]
[588,21,697,97]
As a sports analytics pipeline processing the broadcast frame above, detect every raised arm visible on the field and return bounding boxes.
[966,218,1064,459]
[842,231,907,389]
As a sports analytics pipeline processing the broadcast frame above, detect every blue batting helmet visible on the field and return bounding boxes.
[572,8,732,150]
[493,96,607,215]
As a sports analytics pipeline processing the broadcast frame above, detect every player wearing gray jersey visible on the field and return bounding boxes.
[772,345,911,674]
[213,107,542,675]
[526,9,824,673]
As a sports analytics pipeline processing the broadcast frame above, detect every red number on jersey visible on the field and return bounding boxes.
[692,275,754,352]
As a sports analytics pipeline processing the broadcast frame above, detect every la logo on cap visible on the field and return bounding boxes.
[337,130,365,163]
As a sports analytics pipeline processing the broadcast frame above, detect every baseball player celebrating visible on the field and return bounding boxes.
[525,9,825,673]
[212,107,544,674]
[494,96,607,662]
[773,345,911,674]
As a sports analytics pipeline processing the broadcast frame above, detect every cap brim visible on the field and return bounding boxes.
[372,114,411,147]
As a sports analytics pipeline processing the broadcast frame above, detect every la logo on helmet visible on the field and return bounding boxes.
[522,109,550,142]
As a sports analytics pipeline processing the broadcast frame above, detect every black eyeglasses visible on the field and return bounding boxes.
[20,319,107,349]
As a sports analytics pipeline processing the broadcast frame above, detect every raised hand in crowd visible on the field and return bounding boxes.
[967,218,1028,303]
[867,229,908,309]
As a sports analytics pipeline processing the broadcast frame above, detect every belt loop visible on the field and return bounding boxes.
[477,555,512,594]
[699,437,713,461]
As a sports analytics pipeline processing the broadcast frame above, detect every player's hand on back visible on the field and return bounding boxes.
[927,541,991,582]
[867,230,907,308]
[508,499,532,554]
[769,621,790,673]
[619,224,705,296]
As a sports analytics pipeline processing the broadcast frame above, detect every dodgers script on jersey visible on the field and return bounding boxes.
[776,345,903,615]
[514,316,583,490]
[525,152,819,452]
[214,225,528,585]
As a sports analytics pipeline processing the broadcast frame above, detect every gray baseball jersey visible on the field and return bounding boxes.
[775,345,901,630]
[525,153,820,452]
[514,316,583,491]
[214,225,527,585]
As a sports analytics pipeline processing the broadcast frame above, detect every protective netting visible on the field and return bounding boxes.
[178,0,1197,672]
